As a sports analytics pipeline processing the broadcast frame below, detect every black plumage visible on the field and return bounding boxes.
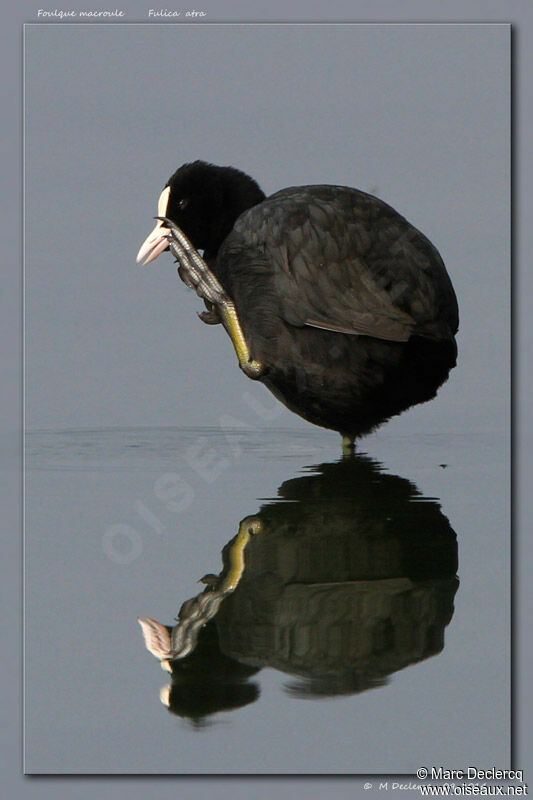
[138,161,459,439]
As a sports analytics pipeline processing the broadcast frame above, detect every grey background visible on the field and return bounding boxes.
[25,23,507,435]
[1,0,530,797]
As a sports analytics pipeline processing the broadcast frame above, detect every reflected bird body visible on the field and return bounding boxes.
[139,454,459,717]
[137,161,459,442]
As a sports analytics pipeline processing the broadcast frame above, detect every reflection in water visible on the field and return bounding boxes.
[139,454,458,726]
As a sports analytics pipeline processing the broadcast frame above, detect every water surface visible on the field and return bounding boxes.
[24,426,510,774]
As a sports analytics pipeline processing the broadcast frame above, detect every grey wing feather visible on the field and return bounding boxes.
[233,186,457,342]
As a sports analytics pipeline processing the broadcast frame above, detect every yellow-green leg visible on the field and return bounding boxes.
[221,516,262,593]
[219,304,263,379]
[342,434,355,456]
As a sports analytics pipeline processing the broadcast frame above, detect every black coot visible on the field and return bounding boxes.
[137,161,458,446]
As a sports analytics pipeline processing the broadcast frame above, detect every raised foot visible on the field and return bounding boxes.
[198,303,221,325]
[159,216,265,380]
[157,216,230,307]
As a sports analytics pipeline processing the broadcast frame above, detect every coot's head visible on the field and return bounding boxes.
[136,160,265,265]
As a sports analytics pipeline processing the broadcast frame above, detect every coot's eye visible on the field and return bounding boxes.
[178,198,189,210]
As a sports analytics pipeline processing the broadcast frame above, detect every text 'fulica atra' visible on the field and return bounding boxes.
[137,161,459,449]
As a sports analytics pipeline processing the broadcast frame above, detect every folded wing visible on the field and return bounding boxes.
[231,186,458,343]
